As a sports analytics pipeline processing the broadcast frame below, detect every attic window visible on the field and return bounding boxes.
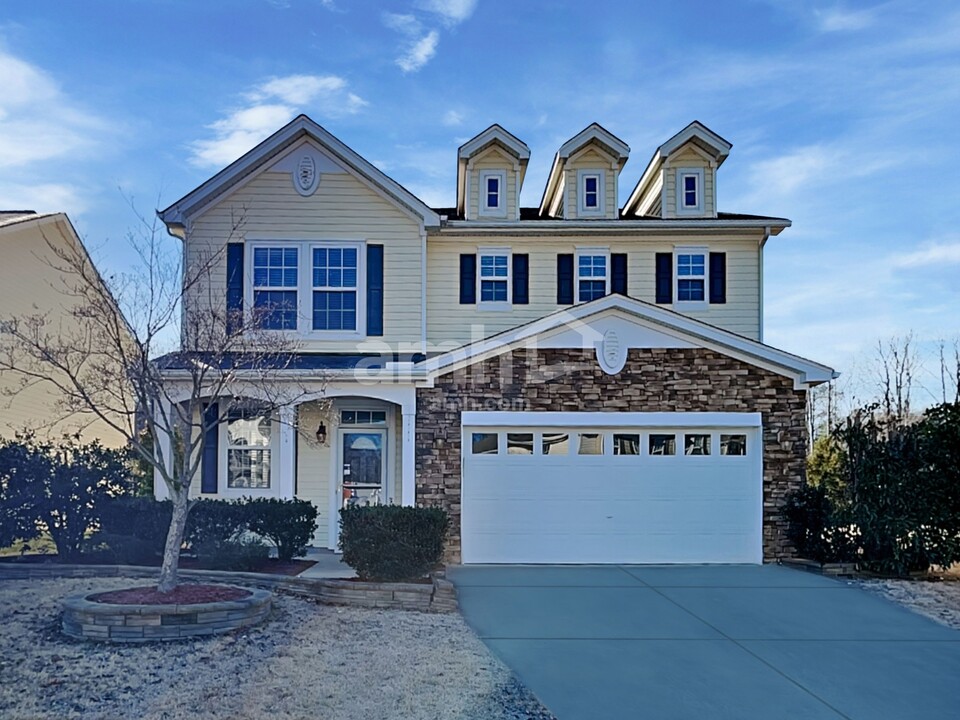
[577,171,604,215]
[479,170,506,217]
[676,168,704,214]
[584,176,599,208]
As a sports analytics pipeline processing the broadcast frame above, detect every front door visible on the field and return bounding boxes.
[340,429,387,508]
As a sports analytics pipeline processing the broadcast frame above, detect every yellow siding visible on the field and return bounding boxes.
[0,218,128,447]
[426,235,761,346]
[563,146,619,220]
[467,146,518,220]
[186,168,424,353]
[663,144,716,218]
[296,402,331,545]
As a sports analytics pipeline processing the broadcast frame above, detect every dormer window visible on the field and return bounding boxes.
[479,170,507,217]
[676,168,704,214]
[577,171,604,215]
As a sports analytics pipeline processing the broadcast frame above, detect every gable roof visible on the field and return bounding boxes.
[457,124,530,215]
[622,121,732,217]
[539,123,630,217]
[159,114,440,236]
[421,293,836,389]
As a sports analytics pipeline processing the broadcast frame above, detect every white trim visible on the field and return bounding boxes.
[575,247,610,302]
[673,245,708,308]
[458,125,531,161]
[676,167,704,216]
[577,170,605,216]
[477,246,512,310]
[558,123,630,160]
[478,170,507,218]
[461,411,762,428]
[439,218,790,234]
[659,121,732,159]
[401,409,416,507]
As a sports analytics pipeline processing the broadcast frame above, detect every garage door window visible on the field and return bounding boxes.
[649,434,676,456]
[542,433,569,455]
[507,433,534,454]
[613,433,640,455]
[684,434,712,456]
[721,434,747,456]
[578,433,604,455]
[471,433,499,454]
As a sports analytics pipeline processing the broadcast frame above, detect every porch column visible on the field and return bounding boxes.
[277,404,296,499]
[153,398,172,501]
[401,404,416,507]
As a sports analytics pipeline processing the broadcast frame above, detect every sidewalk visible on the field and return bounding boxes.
[299,548,355,579]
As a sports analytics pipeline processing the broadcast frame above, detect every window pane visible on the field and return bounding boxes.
[677,279,705,302]
[649,434,676,456]
[371,411,387,424]
[578,433,603,455]
[685,190,698,207]
[472,432,498,455]
[721,434,747,456]
[507,433,534,455]
[685,434,711,456]
[684,175,697,192]
[579,280,606,301]
[355,411,371,424]
[613,434,641,455]
[480,279,508,302]
[227,414,271,447]
[253,290,297,329]
[585,176,598,193]
[227,448,271,489]
[542,433,569,455]
[254,246,297,289]
[313,290,357,331]
[341,411,356,424]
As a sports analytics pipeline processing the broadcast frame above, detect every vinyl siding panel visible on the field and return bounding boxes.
[295,402,331,545]
[467,146,519,220]
[186,169,424,353]
[426,235,760,346]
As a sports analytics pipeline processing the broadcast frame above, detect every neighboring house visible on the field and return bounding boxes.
[155,115,835,564]
[0,212,129,447]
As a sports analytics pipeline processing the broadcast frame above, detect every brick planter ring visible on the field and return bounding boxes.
[61,588,272,643]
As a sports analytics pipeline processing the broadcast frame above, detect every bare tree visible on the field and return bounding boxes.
[0,206,317,591]
[875,334,919,421]
[937,338,960,404]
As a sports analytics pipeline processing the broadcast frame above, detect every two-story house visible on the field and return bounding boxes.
[156,115,834,565]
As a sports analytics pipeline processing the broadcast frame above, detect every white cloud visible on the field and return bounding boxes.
[415,0,478,24]
[189,74,367,168]
[0,181,87,216]
[815,6,877,32]
[396,30,440,73]
[383,12,422,35]
[442,109,463,126]
[892,241,960,268]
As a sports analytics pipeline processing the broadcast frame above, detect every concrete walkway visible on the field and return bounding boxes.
[298,548,355,579]
[449,564,960,720]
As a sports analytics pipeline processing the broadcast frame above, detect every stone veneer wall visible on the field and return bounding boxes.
[415,348,808,563]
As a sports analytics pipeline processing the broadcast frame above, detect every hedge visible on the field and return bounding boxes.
[339,505,449,582]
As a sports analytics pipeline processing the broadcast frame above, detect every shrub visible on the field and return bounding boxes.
[194,537,270,571]
[93,497,172,564]
[185,499,248,549]
[246,497,319,562]
[782,484,855,563]
[339,505,449,582]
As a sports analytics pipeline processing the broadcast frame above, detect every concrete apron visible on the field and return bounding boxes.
[449,563,960,720]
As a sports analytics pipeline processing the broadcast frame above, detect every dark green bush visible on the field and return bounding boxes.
[185,499,248,548]
[783,484,855,563]
[339,505,449,582]
[93,497,172,564]
[194,537,269,571]
[246,497,319,561]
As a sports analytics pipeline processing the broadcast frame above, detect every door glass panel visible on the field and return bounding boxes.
[471,432,498,455]
[649,434,676,456]
[721,434,747,456]
[342,432,382,485]
[578,433,604,455]
[684,434,711,456]
[506,433,534,454]
[613,434,640,455]
[542,433,569,455]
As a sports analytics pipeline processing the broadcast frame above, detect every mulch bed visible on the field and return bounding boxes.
[90,584,251,605]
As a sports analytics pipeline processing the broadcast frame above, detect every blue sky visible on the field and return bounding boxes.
[1,0,958,401]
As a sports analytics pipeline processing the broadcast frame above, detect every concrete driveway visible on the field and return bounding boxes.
[448,564,960,720]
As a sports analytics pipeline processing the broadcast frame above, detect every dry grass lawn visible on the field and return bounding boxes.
[0,577,554,720]
[854,577,960,630]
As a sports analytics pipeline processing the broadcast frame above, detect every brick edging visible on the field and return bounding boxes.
[0,563,458,613]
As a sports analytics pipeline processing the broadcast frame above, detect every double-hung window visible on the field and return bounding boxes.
[479,250,510,303]
[225,410,272,489]
[252,247,299,330]
[578,171,603,215]
[577,251,608,302]
[312,246,358,331]
[479,170,506,217]
[676,168,704,214]
[676,248,706,302]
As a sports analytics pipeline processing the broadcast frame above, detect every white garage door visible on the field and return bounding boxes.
[461,412,763,565]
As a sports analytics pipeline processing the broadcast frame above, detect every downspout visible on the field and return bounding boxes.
[759,226,770,344]
[421,226,428,356]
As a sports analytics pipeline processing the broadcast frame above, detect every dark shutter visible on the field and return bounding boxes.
[512,254,529,305]
[611,253,628,295]
[459,254,476,304]
[226,244,244,335]
[557,254,574,304]
[366,244,384,335]
[200,402,219,494]
[655,253,673,304]
[709,252,727,304]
